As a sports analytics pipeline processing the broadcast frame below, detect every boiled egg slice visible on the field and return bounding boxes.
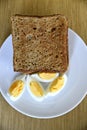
[27,75,45,101]
[7,74,26,101]
[47,74,67,96]
[31,72,59,82]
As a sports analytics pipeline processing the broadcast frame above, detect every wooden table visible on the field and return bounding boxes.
[0,0,87,130]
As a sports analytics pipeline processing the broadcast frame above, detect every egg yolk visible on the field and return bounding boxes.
[49,76,64,93]
[30,81,44,97]
[38,73,57,80]
[9,80,24,97]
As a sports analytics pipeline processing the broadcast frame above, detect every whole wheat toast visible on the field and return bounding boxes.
[11,14,68,74]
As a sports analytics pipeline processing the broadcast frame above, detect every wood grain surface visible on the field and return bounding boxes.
[0,0,87,130]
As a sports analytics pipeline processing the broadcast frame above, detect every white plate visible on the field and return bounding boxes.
[0,29,87,119]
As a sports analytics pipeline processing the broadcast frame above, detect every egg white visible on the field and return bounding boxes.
[27,75,46,102]
[46,74,67,96]
[31,73,59,83]
[7,74,27,101]
[15,74,27,81]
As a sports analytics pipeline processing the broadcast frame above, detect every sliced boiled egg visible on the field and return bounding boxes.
[47,74,67,96]
[27,75,45,101]
[31,72,59,82]
[7,74,26,101]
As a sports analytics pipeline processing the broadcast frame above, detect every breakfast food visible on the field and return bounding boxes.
[47,74,67,96]
[31,72,59,82]
[11,14,68,74]
[7,73,67,101]
[10,14,68,101]
[8,75,26,101]
[27,75,45,101]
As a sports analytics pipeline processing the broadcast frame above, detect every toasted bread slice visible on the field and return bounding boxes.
[11,14,68,74]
